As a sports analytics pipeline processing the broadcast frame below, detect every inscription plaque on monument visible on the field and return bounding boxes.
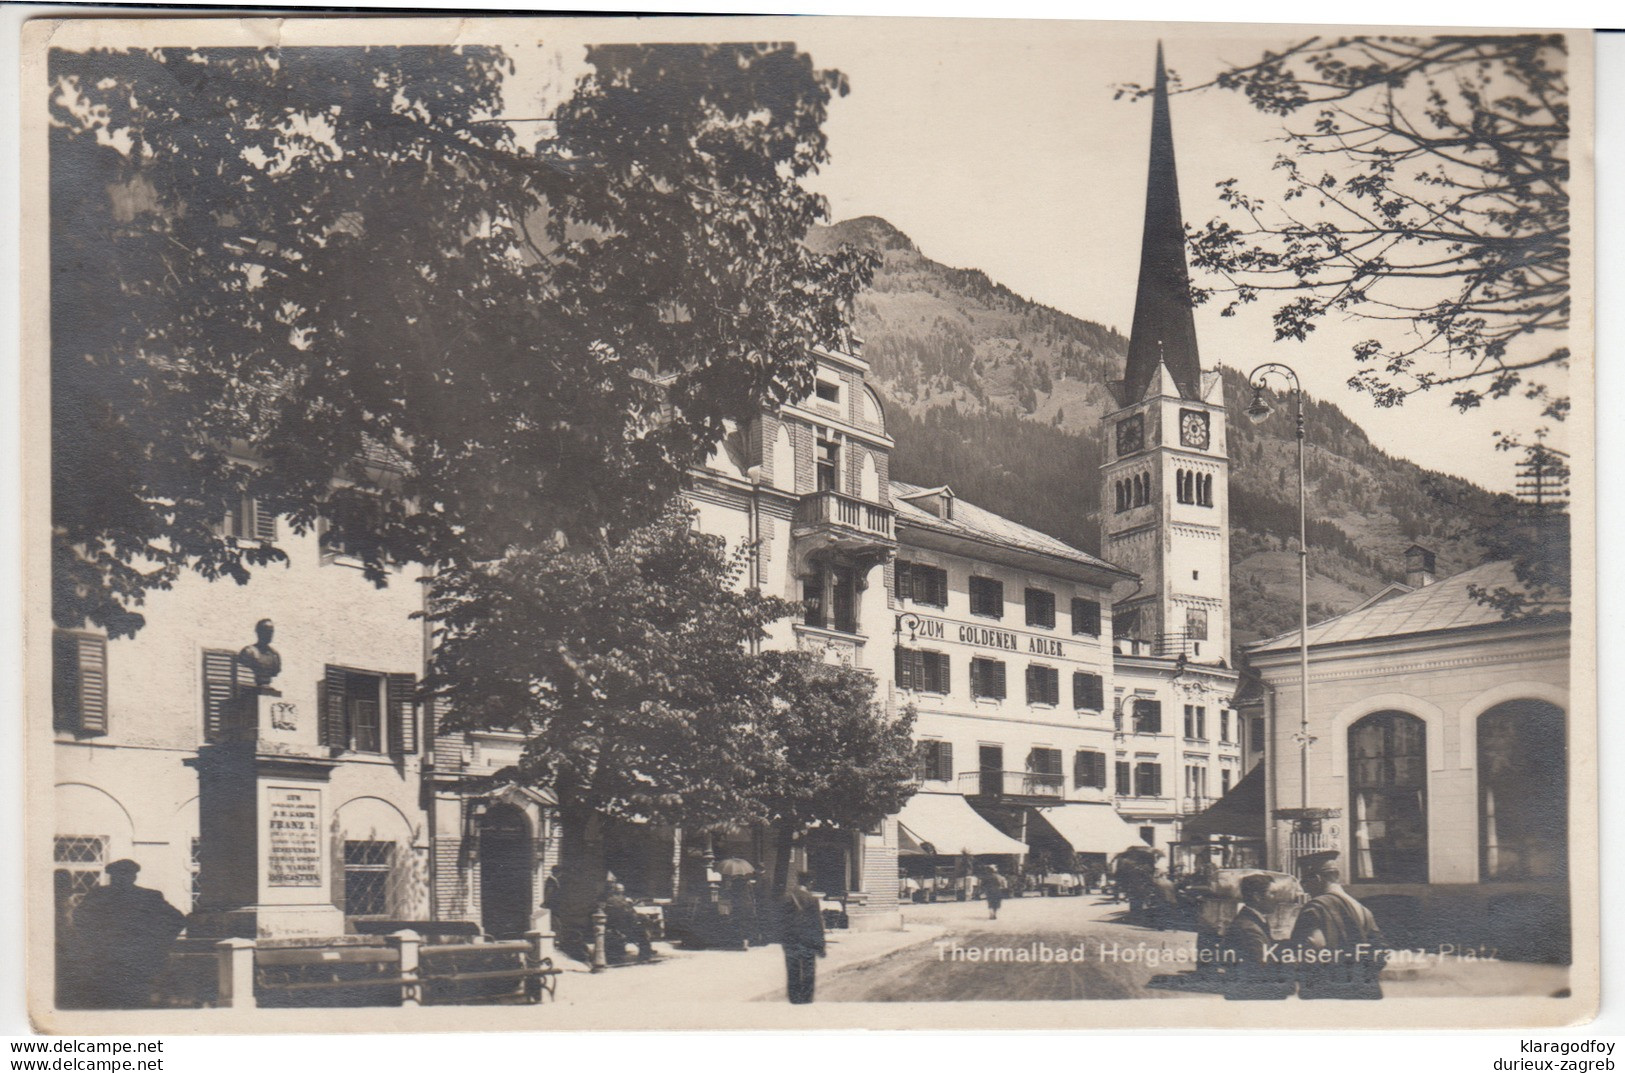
[266,786,322,887]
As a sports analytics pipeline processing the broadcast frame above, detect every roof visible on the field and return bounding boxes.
[1249,560,1568,654]
[896,792,1029,857]
[890,479,1129,577]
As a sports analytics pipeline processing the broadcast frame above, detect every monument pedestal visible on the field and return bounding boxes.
[186,691,345,940]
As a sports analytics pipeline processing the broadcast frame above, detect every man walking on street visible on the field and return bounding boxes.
[1290,850,1388,999]
[779,871,826,1004]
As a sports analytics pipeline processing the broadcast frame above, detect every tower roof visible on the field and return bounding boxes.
[1122,44,1203,403]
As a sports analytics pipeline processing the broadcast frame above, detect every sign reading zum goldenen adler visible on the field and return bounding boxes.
[911,615,1067,658]
[266,786,323,887]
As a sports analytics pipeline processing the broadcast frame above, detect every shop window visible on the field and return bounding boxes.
[53,631,108,737]
[1349,711,1429,883]
[916,740,954,783]
[969,658,1007,700]
[1025,588,1056,629]
[343,840,395,917]
[1072,672,1104,711]
[1025,664,1059,706]
[1478,700,1566,881]
[969,576,1004,619]
[896,648,950,694]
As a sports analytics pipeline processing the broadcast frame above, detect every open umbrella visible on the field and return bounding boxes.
[716,858,755,877]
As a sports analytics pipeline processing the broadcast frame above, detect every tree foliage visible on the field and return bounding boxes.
[50,43,875,636]
[1166,35,1570,422]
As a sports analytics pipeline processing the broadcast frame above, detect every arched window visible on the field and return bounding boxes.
[1115,480,1127,513]
[1479,700,1566,881]
[1137,473,1149,506]
[1349,711,1428,882]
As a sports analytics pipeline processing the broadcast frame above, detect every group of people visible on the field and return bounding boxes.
[1220,850,1388,1001]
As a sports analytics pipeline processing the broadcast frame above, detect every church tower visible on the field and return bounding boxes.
[1101,45,1231,665]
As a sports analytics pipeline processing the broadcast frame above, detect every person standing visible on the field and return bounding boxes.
[69,859,187,1008]
[1289,850,1388,1000]
[778,871,826,1004]
[1220,873,1294,1000]
[983,864,1008,921]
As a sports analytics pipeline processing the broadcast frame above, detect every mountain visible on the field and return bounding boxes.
[809,216,1503,651]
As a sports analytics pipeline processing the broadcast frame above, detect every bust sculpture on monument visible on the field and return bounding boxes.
[237,618,283,694]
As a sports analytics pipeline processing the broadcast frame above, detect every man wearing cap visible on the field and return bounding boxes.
[1220,873,1294,1000]
[69,859,188,1008]
[1289,850,1387,1000]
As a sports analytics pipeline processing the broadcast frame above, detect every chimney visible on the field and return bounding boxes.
[1404,545,1437,588]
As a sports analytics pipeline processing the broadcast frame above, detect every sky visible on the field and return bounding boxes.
[489,18,1573,493]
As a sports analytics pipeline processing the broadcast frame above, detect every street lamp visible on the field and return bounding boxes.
[1246,363,1332,850]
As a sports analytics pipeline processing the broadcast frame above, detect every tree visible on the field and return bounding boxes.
[49,43,876,636]
[425,505,917,936]
[1163,35,1569,422]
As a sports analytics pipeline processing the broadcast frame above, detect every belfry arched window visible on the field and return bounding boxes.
[1479,700,1566,881]
[1348,711,1429,883]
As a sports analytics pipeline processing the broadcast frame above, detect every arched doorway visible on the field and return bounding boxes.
[479,804,533,940]
[1479,699,1567,881]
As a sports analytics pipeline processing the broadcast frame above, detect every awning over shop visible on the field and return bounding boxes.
[1032,803,1143,856]
[1180,765,1266,840]
[896,793,1029,857]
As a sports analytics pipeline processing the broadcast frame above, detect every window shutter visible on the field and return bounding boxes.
[202,649,238,743]
[990,661,1006,699]
[1072,598,1101,636]
[1116,761,1131,795]
[251,499,278,542]
[969,659,981,697]
[55,633,108,736]
[895,648,915,691]
[925,651,949,694]
[936,741,954,783]
[387,673,417,755]
[321,666,349,748]
[895,562,911,601]
[1025,665,1039,703]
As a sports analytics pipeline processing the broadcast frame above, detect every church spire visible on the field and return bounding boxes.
[1122,43,1203,403]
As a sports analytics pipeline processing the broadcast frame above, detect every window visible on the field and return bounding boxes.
[815,436,840,492]
[1219,709,1232,744]
[1348,711,1428,882]
[1134,761,1163,798]
[896,561,948,608]
[223,496,277,542]
[54,835,107,930]
[190,837,203,911]
[1139,825,1157,847]
[896,648,950,694]
[1221,768,1233,795]
[1116,606,1141,640]
[1073,750,1107,790]
[1186,608,1209,642]
[343,840,395,917]
[321,667,417,755]
[969,658,1007,700]
[969,576,1003,619]
[916,740,954,783]
[202,648,242,743]
[1185,764,1208,804]
[804,565,858,633]
[1478,700,1567,881]
[1071,598,1102,637]
[1183,704,1207,741]
[1026,747,1063,794]
[1072,672,1104,711]
[1250,717,1265,753]
[815,380,841,403]
[1132,698,1162,734]
[1025,589,1056,629]
[1176,468,1194,505]
[53,631,108,736]
[1115,760,1132,796]
[1025,664,1060,706]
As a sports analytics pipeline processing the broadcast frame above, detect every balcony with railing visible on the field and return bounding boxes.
[960,770,1065,802]
[793,490,896,555]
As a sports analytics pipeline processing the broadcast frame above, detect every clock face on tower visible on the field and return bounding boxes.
[1179,409,1211,450]
[1116,414,1145,456]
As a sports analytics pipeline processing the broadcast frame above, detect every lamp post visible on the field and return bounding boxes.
[1245,363,1332,853]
